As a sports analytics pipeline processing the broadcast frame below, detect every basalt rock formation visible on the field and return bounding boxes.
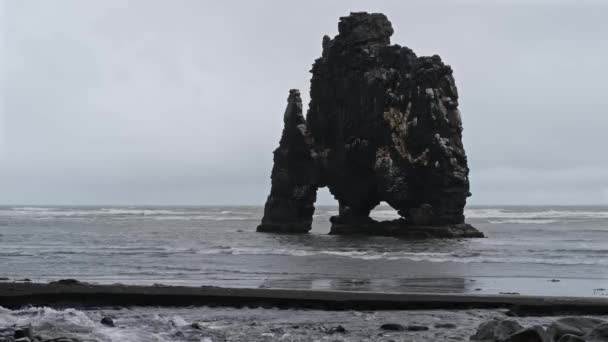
[258,12,482,238]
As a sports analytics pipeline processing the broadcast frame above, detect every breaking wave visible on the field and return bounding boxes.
[194,246,608,266]
[0,306,217,342]
[0,207,256,221]
[487,219,558,224]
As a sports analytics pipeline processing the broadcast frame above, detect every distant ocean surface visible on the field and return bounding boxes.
[1,205,607,297]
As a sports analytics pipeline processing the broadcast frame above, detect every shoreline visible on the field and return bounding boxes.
[1,281,607,315]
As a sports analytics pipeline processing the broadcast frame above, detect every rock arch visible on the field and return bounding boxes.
[257,12,482,238]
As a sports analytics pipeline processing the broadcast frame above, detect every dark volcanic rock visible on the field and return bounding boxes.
[13,325,33,339]
[586,322,608,341]
[329,220,483,238]
[258,12,480,237]
[380,323,405,331]
[100,316,115,327]
[49,279,81,285]
[503,325,550,342]
[257,89,318,233]
[547,317,606,341]
[406,324,429,331]
[324,325,347,334]
[471,319,525,341]
[557,334,586,342]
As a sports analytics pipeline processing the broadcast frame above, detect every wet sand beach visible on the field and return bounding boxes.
[1,282,608,341]
[1,281,607,314]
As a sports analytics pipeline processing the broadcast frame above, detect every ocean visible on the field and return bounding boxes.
[0,205,606,297]
[1,205,608,341]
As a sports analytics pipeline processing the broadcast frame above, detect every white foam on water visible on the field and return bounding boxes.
[369,209,401,220]
[466,208,608,220]
[99,208,186,216]
[4,206,608,223]
[316,207,608,222]
[488,219,558,224]
[0,306,210,342]
[151,215,252,221]
[10,207,53,211]
[0,206,257,221]
[0,306,137,341]
[206,246,608,266]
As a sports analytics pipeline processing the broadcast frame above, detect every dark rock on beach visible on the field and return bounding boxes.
[547,317,604,341]
[472,317,608,342]
[100,316,115,327]
[258,12,481,237]
[547,317,606,340]
[471,318,524,341]
[407,324,429,331]
[502,326,550,342]
[49,279,81,286]
[189,322,203,330]
[380,323,405,331]
[13,326,33,340]
[586,322,608,341]
[322,325,347,334]
[557,334,586,342]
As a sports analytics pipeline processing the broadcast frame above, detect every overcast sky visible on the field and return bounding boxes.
[1,0,607,205]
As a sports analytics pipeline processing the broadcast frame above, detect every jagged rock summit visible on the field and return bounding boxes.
[258,12,482,238]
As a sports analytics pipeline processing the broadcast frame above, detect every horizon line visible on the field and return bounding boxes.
[0,203,607,207]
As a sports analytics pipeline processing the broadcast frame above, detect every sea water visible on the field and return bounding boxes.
[0,205,607,296]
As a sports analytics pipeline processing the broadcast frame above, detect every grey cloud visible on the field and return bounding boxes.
[1,0,607,205]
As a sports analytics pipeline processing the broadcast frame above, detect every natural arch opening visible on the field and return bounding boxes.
[369,202,401,222]
[311,187,338,233]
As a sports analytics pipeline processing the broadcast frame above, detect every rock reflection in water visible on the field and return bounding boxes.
[259,277,467,293]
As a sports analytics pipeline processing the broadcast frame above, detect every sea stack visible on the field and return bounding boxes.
[258,12,482,238]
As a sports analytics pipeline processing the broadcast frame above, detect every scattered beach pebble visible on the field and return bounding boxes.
[322,325,346,334]
[333,325,347,334]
